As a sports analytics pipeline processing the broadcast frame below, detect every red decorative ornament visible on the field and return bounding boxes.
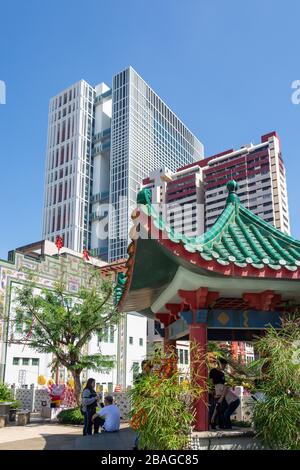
[83,247,90,261]
[55,235,64,253]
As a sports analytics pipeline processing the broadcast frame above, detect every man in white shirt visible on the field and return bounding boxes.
[93,395,120,433]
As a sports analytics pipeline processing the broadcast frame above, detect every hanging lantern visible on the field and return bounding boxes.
[67,378,74,389]
[83,247,90,261]
[55,235,64,253]
[38,375,46,386]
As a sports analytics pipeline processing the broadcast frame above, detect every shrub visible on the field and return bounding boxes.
[0,383,14,402]
[252,318,300,450]
[57,408,84,425]
[128,345,207,450]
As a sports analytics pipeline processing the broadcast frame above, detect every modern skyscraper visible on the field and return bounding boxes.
[43,80,95,253]
[42,67,204,261]
[108,67,204,261]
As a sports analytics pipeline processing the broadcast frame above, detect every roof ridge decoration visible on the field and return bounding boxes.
[136,180,300,273]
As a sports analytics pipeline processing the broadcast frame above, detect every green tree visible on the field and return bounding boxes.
[11,268,120,405]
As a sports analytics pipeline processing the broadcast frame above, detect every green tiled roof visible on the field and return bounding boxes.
[137,181,300,272]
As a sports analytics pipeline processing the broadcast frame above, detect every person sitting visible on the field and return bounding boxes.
[92,395,120,433]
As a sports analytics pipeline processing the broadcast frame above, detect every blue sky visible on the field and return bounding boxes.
[0,0,300,259]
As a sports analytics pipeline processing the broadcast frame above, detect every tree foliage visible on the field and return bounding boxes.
[252,316,300,449]
[10,266,121,404]
[129,344,207,450]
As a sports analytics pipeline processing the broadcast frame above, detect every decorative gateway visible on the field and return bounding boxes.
[116,180,300,431]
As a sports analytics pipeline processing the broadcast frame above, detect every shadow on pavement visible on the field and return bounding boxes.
[51,427,136,450]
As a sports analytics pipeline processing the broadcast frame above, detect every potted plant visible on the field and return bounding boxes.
[9,400,22,422]
[0,383,16,421]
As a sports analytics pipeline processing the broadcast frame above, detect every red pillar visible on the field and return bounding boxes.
[189,322,208,431]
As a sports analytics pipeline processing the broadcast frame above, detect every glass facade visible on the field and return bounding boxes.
[109,67,204,261]
[43,68,204,261]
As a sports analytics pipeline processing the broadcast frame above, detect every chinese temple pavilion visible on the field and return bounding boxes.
[117,180,300,431]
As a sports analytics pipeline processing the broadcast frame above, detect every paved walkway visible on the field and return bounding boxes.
[0,419,135,450]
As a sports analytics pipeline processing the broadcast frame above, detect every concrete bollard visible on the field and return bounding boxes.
[17,411,30,426]
[0,415,7,428]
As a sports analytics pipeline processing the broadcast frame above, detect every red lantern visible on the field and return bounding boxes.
[55,235,64,253]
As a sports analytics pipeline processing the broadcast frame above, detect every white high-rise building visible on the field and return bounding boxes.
[43,80,95,253]
[108,67,204,261]
[42,67,204,262]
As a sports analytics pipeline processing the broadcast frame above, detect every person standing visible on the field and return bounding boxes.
[212,358,240,429]
[81,378,98,435]
[209,361,227,429]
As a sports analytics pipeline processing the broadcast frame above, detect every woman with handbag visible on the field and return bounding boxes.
[81,378,99,435]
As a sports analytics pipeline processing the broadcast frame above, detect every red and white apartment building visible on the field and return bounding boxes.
[141,132,291,363]
[142,131,290,237]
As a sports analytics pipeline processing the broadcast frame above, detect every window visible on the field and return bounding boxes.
[15,321,23,334]
[139,338,143,347]
[22,358,30,366]
[154,320,162,336]
[132,362,140,381]
[184,350,189,365]
[32,358,39,366]
[129,336,133,345]
[98,326,109,343]
[179,349,184,364]
[13,357,20,365]
[110,326,115,343]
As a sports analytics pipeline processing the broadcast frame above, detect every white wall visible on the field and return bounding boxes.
[125,313,147,387]
[5,282,53,386]
[87,331,118,393]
